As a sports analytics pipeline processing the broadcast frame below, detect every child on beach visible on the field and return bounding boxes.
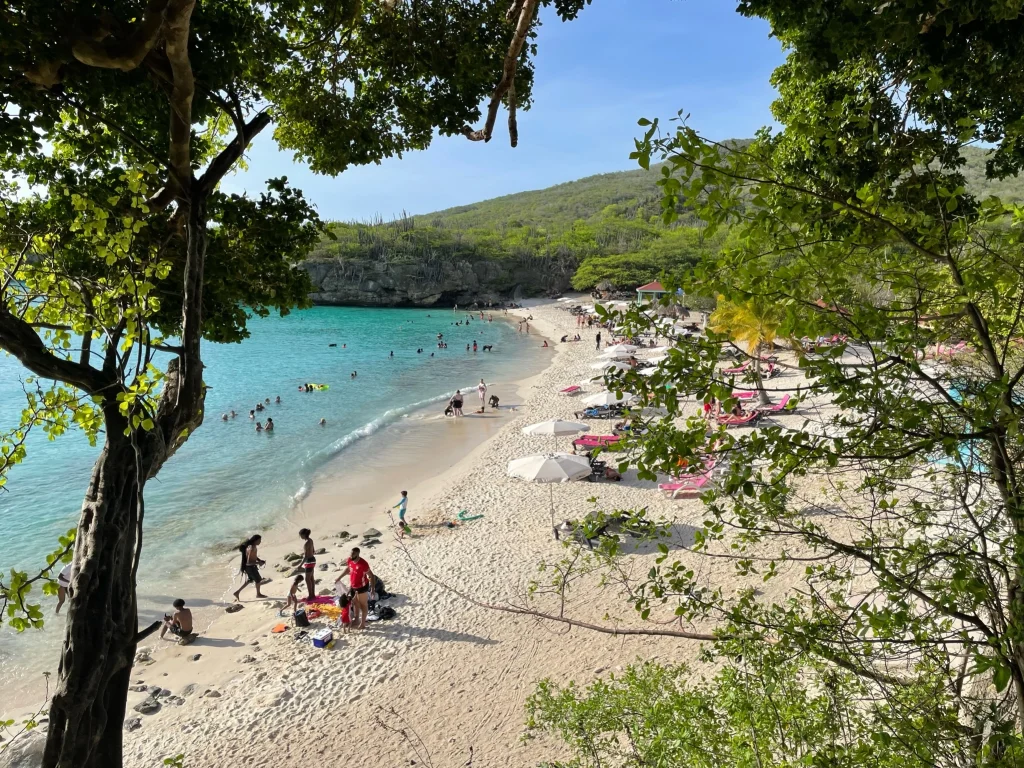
[336,593,352,634]
[283,574,304,613]
[393,490,410,538]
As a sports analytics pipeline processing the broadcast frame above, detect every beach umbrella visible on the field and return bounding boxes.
[646,354,668,364]
[645,346,672,354]
[590,360,630,371]
[584,390,635,407]
[639,367,661,377]
[608,344,639,353]
[508,452,592,483]
[523,419,591,452]
[599,347,633,359]
[522,420,590,437]
[508,453,594,532]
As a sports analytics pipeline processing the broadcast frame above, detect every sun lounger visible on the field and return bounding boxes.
[716,411,761,427]
[573,435,622,450]
[658,473,713,498]
[754,394,792,413]
[731,391,756,400]
[559,385,582,395]
[721,361,750,375]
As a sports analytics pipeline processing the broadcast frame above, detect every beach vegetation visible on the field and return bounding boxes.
[526,1,1024,764]
[0,0,594,764]
[707,296,782,405]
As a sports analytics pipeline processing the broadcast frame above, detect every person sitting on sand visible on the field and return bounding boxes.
[264,417,274,432]
[443,403,454,418]
[284,574,304,613]
[488,394,500,410]
[233,535,266,600]
[336,547,374,630]
[542,340,548,348]
[299,528,316,600]
[560,335,568,342]
[160,598,193,640]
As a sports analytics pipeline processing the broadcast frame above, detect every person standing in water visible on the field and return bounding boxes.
[336,547,374,630]
[233,535,266,600]
[299,528,316,600]
[477,379,487,411]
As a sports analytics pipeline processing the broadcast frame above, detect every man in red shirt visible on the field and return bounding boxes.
[336,547,374,629]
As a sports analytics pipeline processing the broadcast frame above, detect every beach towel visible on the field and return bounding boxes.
[300,596,336,605]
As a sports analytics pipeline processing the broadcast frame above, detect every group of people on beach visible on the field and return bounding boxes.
[444,379,497,417]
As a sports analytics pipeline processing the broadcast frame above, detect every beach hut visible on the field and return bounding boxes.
[636,281,667,303]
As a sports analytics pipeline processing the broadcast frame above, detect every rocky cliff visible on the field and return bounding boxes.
[301,256,574,307]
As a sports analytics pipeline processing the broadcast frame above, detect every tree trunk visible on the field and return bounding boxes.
[754,351,771,406]
[43,410,147,768]
[43,199,209,767]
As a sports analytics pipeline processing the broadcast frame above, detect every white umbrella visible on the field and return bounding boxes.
[508,453,592,482]
[522,420,590,437]
[646,354,668,364]
[508,453,594,532]
[639,367,661,377]
[590,360,630,372]
[645,346,672,354]
[607,344,639,352]
[599,347,633,359]
[584,390,635,407]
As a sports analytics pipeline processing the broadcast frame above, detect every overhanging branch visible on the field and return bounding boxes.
[462,0,538,147]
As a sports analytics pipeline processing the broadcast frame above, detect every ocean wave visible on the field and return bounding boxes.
[303,385,479,467]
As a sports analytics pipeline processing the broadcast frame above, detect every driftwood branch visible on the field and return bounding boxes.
[461,0,538,146]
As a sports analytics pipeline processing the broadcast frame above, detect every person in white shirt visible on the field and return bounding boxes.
[477,379,487,412]
[56,562,73,614]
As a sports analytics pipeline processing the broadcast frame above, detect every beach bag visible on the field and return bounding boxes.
[377,606,396,621]
[294,608,310,628]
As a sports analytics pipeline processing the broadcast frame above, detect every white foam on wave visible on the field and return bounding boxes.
[303,385,479,468]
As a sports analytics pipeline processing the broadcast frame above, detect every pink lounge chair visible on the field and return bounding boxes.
[716,411,761,427]
[573,435,622,450]
[731,391,757,400]
[721,361,750,375]
[559,385,582,395]
[754,394,792,413]
[658,473,713,498]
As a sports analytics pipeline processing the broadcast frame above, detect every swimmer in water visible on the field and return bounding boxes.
[265,417,274,432]
[319,418,326,426]
[275,396,281,404]
[390,351,394,357]
[255,421,263,432]
[221,413,228,421]
[249,410,255,419]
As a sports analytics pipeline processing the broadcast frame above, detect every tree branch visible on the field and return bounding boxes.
[0,308,108,394]
[461,0,537,146]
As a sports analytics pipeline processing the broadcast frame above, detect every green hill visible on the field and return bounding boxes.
[303,146,1024,304]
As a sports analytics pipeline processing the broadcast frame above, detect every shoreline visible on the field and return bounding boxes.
[0,314,553,718]
[6,297,721,768]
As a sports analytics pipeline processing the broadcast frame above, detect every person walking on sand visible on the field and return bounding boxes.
[393,490,409,538]
[477,379,487,411]
[160,598,193,640]
[233,535,266,600]
[337,547,374,629]
[596,331,602,350]
[284,574,304,613]
[299,528,317,600]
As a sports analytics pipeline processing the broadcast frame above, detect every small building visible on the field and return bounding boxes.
[636,280,667,303]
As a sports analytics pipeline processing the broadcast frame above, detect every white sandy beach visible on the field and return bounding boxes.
[3,298,810,768]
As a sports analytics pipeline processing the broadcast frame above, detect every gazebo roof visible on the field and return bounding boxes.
[636,281,665,293]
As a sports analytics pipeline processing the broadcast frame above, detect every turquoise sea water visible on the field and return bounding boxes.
[0,306,545,689]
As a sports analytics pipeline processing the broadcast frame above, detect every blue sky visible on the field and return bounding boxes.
[223,0,785,221]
